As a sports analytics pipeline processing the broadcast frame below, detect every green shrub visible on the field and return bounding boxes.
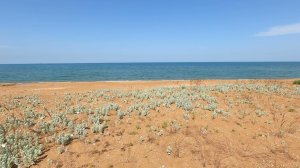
[74,123,88,138]
[0,130,43,168]
[92,121,107,133]
[293,80,300,85]
[117,110,124,120]
[56,133,72,145]
[162,122,168,129]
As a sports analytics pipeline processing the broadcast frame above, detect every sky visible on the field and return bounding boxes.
[0,0,300,63]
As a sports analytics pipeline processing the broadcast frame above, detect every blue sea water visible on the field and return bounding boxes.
[0,62,299,83]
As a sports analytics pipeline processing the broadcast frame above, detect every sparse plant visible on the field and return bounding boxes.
[171,120,181,132]
[57,146,65,154]
[296,86,300,95]
[204,103,218,111]
[136,125,141,130]
[0,131,43,167]
[38,122,55,134]
[129,131,138,135]
[56,133,72,145]
[117,110,124,120]
[256,109,267,117]
[211,109,228,119]
[97,103,119,116]
[26,95,41,107]
[162,121,168,129]
[183,111,190,120]
[166,146,172,155]
[68,105,86,114]
[92,121,107,133]
[238,110,249,119]
[52,113,71,128]
[74,123,88,138]
[293,80,300,85]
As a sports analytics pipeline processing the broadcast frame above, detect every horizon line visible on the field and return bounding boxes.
[1,61,300,65]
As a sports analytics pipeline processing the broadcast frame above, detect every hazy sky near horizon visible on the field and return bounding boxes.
[1,0,300,63]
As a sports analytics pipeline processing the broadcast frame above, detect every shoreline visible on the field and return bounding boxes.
[1,79,299,97]
[1,78,299,85]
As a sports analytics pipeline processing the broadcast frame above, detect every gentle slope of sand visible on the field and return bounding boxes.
[0,80,299,168]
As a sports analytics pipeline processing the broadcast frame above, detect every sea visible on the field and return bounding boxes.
[0,62,299,83]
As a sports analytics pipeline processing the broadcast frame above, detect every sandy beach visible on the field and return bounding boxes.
[2,0,300,167]
[0,79,300,167]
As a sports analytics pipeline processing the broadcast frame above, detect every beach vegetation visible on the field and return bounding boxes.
[293,80,300,85]
[296,86,300,94]
[117,110,124,120]
[57,146,65,154]
[0,81,298,166]
[162,121,168,129]
[166,146,172,155]
[92,121,107,133]
[74,122,88,138]
[56,133,72,145]
[256,109,267,117]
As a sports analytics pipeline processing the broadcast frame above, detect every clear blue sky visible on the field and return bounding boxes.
[1,0,300,63]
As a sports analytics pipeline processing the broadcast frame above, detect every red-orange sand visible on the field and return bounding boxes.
[0,80,299,168]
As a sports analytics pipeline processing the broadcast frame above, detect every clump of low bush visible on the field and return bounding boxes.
[293,80,300,85]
